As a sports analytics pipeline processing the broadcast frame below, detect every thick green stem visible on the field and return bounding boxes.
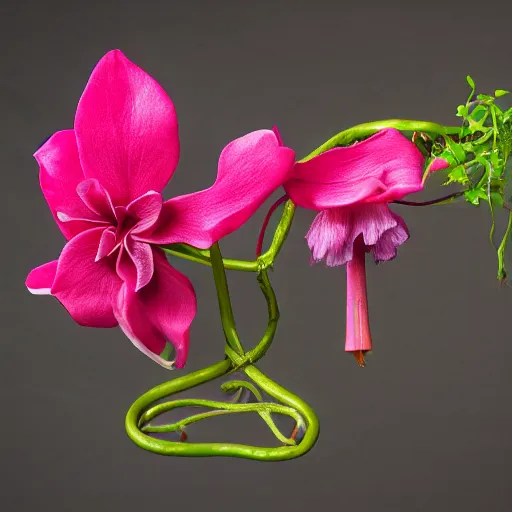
[210,242,244,356]
[125,361,318,459]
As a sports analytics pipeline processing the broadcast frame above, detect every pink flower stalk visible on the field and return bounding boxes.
[26,50,295,369]
[284,129,425,366]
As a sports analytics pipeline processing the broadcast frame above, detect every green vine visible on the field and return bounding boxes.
[125,76,512,460]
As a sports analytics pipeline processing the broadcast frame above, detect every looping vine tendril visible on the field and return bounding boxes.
[125,202,320,460]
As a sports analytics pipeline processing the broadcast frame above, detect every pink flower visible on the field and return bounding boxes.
[284,129,424,366]
[26,50,295,369]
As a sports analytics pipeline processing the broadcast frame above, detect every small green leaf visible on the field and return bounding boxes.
[456,104,468,117]
[495,89,510,98]
[444,137,466,163]
[466,75,475,89]
[467,104,489,125]
[465,188,488,205]
[477,93,495,103]
[446,164,469,185]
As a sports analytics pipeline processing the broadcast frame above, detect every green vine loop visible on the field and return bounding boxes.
[125,241,319,460]
[125,359,318,459]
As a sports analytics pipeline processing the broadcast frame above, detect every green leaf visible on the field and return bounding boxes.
[465,188,488,205]
[477,93,495,103]
[445,164,469,185]
[444,137,466,163]
[495,89,510,98]
[466,75,475,89]
[467,104,489,125]
[456,104,469,117]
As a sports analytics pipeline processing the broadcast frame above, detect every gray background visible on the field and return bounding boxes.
[2,0,512,510]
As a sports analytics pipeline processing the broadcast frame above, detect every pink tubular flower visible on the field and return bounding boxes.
[26,50,295,369]
[284,129,424,366]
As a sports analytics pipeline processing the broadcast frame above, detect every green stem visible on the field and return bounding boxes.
[497,209,512,280]
[300,119,462,162]
[125,359,232,456]
[393,191,465,207]
[210,242,245,356]
[139,399,303,436]
[125,362,318,459]
[245,269,279,363]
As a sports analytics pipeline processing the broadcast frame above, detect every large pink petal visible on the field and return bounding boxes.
[113,249,196,368]
[285,128,424,210]
[74,50,180,205]
[51,227,122,327]
[142,130,295,248]
[36,130,103,239]
[26,260,58,295]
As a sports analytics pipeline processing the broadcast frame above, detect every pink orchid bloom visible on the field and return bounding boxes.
[284,129,424,366]
[26,50,295,369]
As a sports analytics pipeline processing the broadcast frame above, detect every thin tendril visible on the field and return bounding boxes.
[256,194,289,257]
[393,191,465,207]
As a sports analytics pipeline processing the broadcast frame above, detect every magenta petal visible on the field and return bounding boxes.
[77,179,115,221]
[113,249,196,368]
[143,130,295,248]
[125,238,154,292]
[285,128,424,210]
[95,227,117,261]
[51,227,121,327]
[306,203,408,266]
[116,239,155,292]
[306,208,352,266]
[127,191,163,235]
[36,130,102,239]
[75,50,180,205]
[371,212,409,262]
[26,260,58,295]
[116,244,137,289]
